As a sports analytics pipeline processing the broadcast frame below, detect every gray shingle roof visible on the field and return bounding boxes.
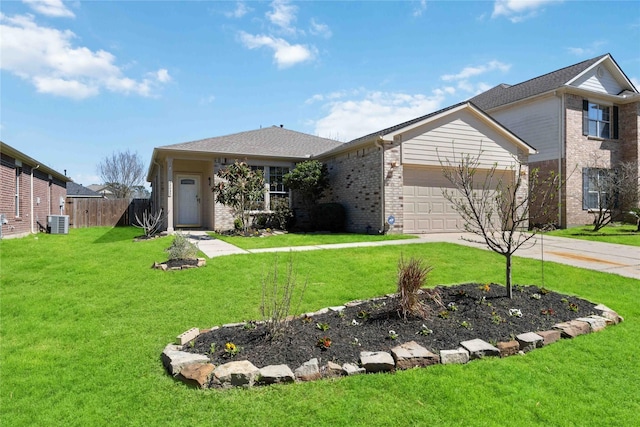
[159,126,344,159]
[470,54,609,110]
[67,182,103,197]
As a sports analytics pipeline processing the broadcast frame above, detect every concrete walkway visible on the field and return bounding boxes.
[185,231,640,280]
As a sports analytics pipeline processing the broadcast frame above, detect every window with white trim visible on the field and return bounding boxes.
[582,168,610,210]
[582,100,618,139]
[248,165,290,210]
[15,167,21,217]
[268,166,289,210]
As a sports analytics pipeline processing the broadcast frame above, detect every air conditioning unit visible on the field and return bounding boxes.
[47,215,69,234]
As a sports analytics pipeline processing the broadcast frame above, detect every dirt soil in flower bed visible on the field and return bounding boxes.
[183,284,598,368]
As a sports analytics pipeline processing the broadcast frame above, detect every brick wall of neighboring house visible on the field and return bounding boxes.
[619,101,640,210]
[0,152,67,239]
[322,144,384,233]
[564,94,630,227]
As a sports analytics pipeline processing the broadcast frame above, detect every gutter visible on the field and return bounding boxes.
[31,164,40,234]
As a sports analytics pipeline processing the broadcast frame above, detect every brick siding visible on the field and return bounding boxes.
[564,94,639,227]
[1,153,67,239]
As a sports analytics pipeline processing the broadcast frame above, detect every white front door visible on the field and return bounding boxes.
[177,175,200,226]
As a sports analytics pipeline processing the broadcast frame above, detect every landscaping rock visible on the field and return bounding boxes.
[342,363,366,376]
[536,330,561,346]
[594,304,624,324]
[460,339,500,359]
[360,351,395,373]
[213,360,260,388]
[516,332,543,353]
[161,344,210,376]
[323,361,343,378]
[576,316,608,332]
[553,320,591,338]
[391,341,440,369]
[176,327,200,345]
[177,362,215,388]
[295,358,321,381]
[497,340,519,357]
[440,348,470,365]
[258,364,295,385]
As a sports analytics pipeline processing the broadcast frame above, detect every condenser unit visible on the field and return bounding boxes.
[47,215,69,234]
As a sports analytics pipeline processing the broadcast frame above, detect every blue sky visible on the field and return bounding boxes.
[1,0,639,186]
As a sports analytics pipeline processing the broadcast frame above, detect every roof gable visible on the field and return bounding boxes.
[324,102,535,157]
[470,53,637,110]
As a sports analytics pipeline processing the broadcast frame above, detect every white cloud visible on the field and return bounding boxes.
[492,0,562,23]
[440,60,510,95]
[23,0,75,18]
[312,90,448,141]
[225,1,251,19]
[566,41,606,56]
[266,0,298,33]
[239,32,315,68]
[441,60,511,81]
[0,14,170,99]
[413,0,428,17]
[309,18,332,39]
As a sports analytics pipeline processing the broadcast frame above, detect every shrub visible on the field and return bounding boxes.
[397,256,436,319]
[311,203,346,232]
[133,208,164,238]
[166,232,198,260]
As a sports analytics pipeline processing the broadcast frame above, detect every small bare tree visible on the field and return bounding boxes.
[97,150,145,199]
[582,155,639,231]
[439,144,560,298]
[260,254,307,340]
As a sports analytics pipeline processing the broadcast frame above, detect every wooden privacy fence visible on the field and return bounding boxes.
[66,198,151,228]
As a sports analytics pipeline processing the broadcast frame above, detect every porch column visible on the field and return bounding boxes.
[166,157,174,233]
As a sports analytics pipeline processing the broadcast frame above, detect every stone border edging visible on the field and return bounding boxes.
[162,302,623,389]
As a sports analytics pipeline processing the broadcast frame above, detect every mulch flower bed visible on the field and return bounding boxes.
[182,283,597,368]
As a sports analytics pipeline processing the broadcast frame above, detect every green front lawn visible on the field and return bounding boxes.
[544,224,639,246]
[1,227,638,426]
[211,231,417,249]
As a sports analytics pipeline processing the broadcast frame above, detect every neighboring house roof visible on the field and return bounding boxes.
[470,53,638,111]
[0,141,71,183]
[66,182,104,198]
[156,126,345,159]
[322,101,536,156]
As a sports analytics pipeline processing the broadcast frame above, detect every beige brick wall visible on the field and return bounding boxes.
[322,144,384,233]
[564,94,635,227]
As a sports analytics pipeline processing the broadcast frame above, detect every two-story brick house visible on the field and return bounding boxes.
[471,53,639,228]
[0,142,70,239]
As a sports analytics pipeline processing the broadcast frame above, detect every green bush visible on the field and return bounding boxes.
[166,232,198,260]
[312,203,346,232]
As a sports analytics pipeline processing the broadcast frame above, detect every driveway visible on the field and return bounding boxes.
[186,231,640,280]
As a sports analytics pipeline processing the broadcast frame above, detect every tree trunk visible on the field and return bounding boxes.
[505,254,513,299]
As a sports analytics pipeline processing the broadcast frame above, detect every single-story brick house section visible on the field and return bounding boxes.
[0,142,71,239]
[147,102,536,234]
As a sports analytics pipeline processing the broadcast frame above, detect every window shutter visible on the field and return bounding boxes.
[582,100,589,136]
[582,168,589,210]
[612,106,619,139]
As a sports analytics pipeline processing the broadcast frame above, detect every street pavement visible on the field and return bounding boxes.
[185,231,639,280]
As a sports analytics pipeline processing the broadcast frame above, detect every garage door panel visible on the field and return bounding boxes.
[404,167,459,233]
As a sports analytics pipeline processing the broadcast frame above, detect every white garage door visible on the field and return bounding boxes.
[403,166,461,233]
[403,166,510,234]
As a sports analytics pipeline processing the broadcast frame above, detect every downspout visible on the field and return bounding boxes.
[31,164,40,233]
[374,138,386,234]
[558,92,565,227]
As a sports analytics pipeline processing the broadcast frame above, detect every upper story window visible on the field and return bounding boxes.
[582,100,618,139]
